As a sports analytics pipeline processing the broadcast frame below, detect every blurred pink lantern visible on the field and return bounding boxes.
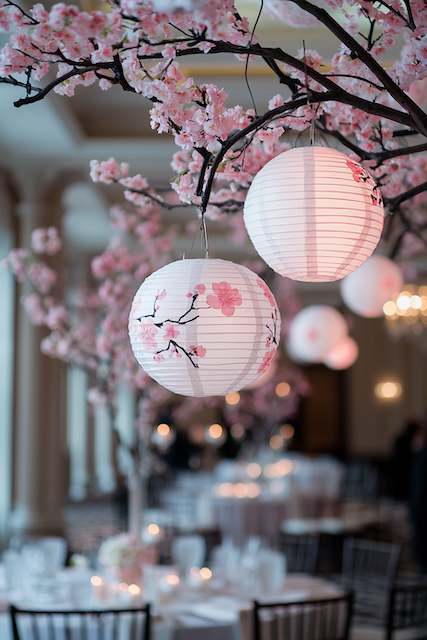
[324,336,359,370]
[340,255,403,318]
[128,259,280,397]
[287,305,348,363]
[244,147,384,282]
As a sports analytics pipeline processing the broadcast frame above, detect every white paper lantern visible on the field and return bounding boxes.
[287,305,348,363]
[128,259,280,397]
[324,336,358,370]
[244,357,277,389]
[244,146,384,282]
[340,255,403,318]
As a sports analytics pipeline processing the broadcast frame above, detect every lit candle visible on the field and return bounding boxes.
[199,567,212,582]
[142,522,164,544]
[163,572,180,592]
[128,583,142,602]
[91,575,109,602]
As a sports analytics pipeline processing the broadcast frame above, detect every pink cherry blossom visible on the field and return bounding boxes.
[139,320,158,350]
[31,227,62,255]
[163,324,180,340]
[190,345,206,357]
[257,277,276,308]
[207,282,243,316]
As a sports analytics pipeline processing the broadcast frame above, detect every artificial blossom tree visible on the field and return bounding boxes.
[1,0,427,533]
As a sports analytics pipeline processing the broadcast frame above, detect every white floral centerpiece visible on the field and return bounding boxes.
[98,533,157,584]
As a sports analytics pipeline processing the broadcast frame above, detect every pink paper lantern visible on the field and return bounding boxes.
[244,146,384,282]
[340,255,403,318]
[244,357,277,389]
[128,258,280,397]
[324,336,359,370]
[287,305,348,363]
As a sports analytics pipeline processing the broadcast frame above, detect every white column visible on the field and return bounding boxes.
[67,366,89,500]
[94,404,116,493]
[0,175,15,540]
[115,381,136,475]
[10,182,67,536]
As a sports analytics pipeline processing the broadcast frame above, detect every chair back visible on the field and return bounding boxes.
[279,533,320,575]
[342,538,400,584]
[245,592,353,640]
[386,582,427,640]
[9,604,151,640]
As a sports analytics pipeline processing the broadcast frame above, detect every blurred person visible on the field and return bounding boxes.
[408,418,427,573]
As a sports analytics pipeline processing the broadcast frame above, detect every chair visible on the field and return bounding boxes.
[248,592,353,640]
[342,538,400,584]
[279,533,320,575]
[340,538,400,626]
[386,582,427,640]
[9,604,151,640]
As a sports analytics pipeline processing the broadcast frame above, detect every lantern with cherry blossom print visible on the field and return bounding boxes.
[287,305,348,363]
[340,255,403,318]
[324,336,359,370]
[128,259,280,397]
[243,146,384,282]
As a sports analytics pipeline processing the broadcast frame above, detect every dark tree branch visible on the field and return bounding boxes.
[287,0,427,135]
[13,63,114,107]
[386,181,427,212]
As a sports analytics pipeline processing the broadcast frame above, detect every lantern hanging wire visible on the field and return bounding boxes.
[303,39,316,147]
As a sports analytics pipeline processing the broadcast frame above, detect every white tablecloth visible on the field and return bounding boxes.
[0,575,341,640]
[214,496,340,544]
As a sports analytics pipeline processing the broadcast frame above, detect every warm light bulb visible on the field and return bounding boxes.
[200,567,213,580]
[225,391,240,406]
[275,381,291,398]
[147,523,160,536]
[383,300,396,316]
[90,576,103,587]
[128,584,141,596]
[397,294,411,312]
[374,380,402,401]
[157,423,171,436]
[208,423,223,439]
[166,574,180,586]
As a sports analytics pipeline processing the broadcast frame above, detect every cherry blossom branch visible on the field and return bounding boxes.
[155,339,198,368]
[13,64,113,107]
[317,119,427,164]
[199,87,418,214]
[385,181,427,212]
[287,0,427,135]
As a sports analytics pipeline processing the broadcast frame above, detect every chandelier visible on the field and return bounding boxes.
[383,285,427,343]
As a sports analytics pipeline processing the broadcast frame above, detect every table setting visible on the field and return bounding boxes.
[0,533,343,640]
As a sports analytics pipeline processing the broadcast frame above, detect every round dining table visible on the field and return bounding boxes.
[0,572,343,640]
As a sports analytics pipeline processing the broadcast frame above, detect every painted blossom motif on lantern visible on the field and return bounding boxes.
[258,349,276,375]
[346,159,383,207]
[256,277,279,373]
[206,281,242,316]
[137,286,208,368]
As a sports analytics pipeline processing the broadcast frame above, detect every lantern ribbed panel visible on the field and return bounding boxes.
[341,255,403,318]
[288,305,348,362]
[244,146,384,282]
[128,259,280,397]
